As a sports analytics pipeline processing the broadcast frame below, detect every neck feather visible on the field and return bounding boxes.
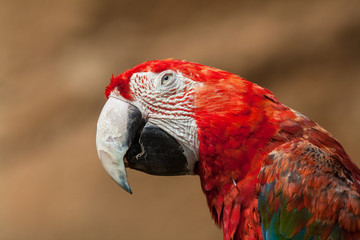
[194,78,303,239]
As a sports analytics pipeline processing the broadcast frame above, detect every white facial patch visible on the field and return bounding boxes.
[128,71,201,174]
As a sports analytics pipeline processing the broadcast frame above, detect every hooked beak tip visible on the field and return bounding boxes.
[98,149,133,194]
[120,175,133,194]
[121,157,132,194]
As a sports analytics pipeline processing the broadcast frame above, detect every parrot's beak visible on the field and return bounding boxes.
[96,97,145,194]
[96,95,191,194]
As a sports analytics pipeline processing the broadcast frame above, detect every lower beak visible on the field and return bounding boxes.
[96,97,144,194]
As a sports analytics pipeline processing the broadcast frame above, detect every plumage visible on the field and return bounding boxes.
[97,59,360,240]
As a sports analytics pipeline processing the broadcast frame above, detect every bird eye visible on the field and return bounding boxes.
[160,73,175,86]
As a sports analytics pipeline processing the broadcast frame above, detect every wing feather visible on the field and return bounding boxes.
[257,140,360,239]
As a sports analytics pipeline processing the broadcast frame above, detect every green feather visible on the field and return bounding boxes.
[278,195,311,238]
[259,182,344,240]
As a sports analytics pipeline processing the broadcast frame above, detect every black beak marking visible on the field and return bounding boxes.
[125,123,189,176]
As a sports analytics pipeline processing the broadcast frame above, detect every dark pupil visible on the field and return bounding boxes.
[164,75,169,81]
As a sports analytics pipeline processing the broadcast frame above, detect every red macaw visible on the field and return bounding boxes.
[96,59,360,240]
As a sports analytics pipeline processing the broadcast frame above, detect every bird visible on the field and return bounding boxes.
[96,59,360,240]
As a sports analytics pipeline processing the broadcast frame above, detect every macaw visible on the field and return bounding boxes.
[96,59,360,240]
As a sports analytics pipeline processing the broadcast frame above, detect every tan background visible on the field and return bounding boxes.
[1,1,360,239]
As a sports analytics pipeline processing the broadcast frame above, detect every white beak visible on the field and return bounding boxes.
[96,97,133,193]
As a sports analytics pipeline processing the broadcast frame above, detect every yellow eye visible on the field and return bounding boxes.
[161,73,175,86]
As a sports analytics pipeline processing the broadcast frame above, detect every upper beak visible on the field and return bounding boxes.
[96,97,144,194]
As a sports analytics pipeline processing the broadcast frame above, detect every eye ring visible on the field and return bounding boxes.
[160,72,176,86]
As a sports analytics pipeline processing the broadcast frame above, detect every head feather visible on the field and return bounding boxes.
[105,59,234,99]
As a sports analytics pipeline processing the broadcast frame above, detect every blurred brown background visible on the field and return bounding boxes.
[1,0,360,239]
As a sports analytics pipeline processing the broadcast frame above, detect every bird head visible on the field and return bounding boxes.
[96,59,283,194]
